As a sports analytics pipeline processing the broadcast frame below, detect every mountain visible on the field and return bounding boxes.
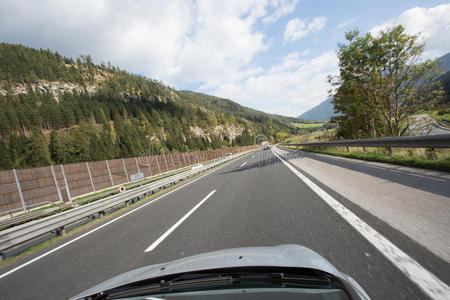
[438,52,450,73]
[297,97,336,121]
[0,43,295,170]
[178,90,301,127]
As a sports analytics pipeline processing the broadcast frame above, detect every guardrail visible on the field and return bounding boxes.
[0,151,252,260]
[281,134,450,149]
[0,165,200,230]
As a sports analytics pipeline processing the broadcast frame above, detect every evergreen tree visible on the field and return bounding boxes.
[25,128,51,167]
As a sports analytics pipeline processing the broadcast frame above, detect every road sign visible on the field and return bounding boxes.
[130,172,144,182]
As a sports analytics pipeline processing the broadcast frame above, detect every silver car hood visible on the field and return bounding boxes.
[71,244,369,299]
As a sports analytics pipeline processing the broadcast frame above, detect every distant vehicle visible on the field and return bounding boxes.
[191,163,203,170]
[71,245,369,300]
[225,153,232,158]
[262,141,270,150]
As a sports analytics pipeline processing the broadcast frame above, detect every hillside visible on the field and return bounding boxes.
[297,97,337,121]
[0,43,295,170]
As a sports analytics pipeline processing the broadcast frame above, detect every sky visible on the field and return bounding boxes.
[1,1,449,117]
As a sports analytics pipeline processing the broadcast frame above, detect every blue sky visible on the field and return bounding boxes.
[1,0,449,116]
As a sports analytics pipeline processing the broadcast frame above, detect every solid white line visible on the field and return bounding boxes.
[144,190,216,252]
[0,158,237,280]
[272,148,450,300]
[240,161,248,167]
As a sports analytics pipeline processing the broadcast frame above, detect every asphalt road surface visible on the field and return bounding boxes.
[0,148,449,299]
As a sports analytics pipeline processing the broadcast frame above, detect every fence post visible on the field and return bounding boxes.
[13,169,26,212]
[122,158,129,182]
[170,154,176,170]
[106,160,114,186]
[51,165,63,203]
[182,153,187,167]
[175,154,181,168]
[155,155,161,174]
[60,164,72,202]
[86,162,95,192]
[387,147,392,156]
[146,156,152,176]
[162,154,169,171]
[135,157,141,173]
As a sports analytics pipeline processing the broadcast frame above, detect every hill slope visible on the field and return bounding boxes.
[0,43,295,170]
[297,97,336,121]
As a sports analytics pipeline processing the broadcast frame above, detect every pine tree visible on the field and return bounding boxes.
[25,128,51,167]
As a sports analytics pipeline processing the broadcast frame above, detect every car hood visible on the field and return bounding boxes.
[71,244,368,300]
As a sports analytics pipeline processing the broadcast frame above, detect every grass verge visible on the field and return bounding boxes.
[284,147,450,172]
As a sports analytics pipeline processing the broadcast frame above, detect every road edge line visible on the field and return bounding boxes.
[272,147,450,300]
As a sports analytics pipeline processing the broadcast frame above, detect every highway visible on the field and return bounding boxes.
[0,147,449,299]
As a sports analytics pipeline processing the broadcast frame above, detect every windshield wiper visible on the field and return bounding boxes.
[101,270,335,299]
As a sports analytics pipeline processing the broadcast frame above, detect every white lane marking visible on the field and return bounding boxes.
[240,161,248,167]
[272,148,450,300]
[144,190,216,252]
[0,157,241,280]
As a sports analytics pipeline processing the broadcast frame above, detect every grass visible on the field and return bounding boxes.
[284,128,336,144]
[284,146,450,172]
[290,122,325,130]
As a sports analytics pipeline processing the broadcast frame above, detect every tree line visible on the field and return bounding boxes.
[0,43,291,170]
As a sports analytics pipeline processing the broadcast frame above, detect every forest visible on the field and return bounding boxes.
[0,43,294,170]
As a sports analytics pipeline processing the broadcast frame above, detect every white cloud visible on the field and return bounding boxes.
[370,4,450,58]
[262,0,298,24]
[0,0,271,87]
[337,17,358,30]
[284,17,326,42]
[202,51,338,117]
[3,1,447,119]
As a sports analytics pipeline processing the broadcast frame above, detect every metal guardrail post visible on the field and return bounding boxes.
[122,158,129,182]
[13,169,26,212]
[51,165,63,203]
[60,164,72,202]
[106,160,114,186]
[86,162,95,192]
